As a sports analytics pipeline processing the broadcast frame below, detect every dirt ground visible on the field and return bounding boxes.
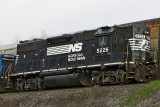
[0,84,143,107]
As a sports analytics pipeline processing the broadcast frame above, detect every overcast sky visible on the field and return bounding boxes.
[0,0,160,44]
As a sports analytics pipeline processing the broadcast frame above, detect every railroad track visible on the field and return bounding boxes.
[0,82,144,107]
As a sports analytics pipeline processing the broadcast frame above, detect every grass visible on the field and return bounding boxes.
[93,85,101,89]
[121,80,160,107]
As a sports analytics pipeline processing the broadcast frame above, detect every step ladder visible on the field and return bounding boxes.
[5,64,12,89]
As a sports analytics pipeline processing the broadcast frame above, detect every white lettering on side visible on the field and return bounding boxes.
[68,53,85,62]
[75,43,83,52]
[135,34,145,39]
[47,42,83,56]
[97,47,109,53]
[69,43,83,52]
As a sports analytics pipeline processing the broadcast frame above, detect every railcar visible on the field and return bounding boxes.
[0,24,157,91]
[0,54,15,92]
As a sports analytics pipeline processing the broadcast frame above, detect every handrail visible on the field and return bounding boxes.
[5,63,12,81]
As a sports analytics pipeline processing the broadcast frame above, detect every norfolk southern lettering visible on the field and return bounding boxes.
[68,53,85,62]
[47,43,83,56]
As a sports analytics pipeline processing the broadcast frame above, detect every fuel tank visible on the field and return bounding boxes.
[44,73,81,88]
[40,70,69,77]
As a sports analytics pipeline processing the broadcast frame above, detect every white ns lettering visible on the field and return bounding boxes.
[69,43,83,52]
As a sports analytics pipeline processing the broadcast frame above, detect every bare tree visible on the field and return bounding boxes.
[30,35,37,40]
[12,36,20,43]
[40,30,47,39]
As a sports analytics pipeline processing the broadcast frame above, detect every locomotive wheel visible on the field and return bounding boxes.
[120,74,128,85]
[98,77,103,85]
[39,81,46,90]
[117,70,127,84]
[78,73,93,86]
[20,84,25,92]
[109,76,116,84]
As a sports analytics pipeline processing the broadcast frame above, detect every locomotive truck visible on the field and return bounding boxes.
[0,24,159,92]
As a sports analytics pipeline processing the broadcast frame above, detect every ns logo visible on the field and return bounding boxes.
[69,43,83,52]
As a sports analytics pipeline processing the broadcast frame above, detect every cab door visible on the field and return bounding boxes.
[94,27,112,64]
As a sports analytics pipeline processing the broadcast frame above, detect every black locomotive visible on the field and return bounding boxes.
[0,24,158,91]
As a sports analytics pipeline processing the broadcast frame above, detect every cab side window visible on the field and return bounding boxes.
[99,36,107,46]
[112,28,124,54]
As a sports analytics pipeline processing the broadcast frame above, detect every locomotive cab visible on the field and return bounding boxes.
[92,24,152,84]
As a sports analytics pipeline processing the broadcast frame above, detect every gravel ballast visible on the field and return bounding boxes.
[0,84,144,107]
